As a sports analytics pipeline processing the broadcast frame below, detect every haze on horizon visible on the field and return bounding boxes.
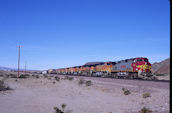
[0,0,170,70]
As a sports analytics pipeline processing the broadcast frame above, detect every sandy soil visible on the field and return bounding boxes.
[0,75,169,113]
[156,74,170,81]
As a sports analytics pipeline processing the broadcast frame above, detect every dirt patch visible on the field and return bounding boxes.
[0,76,169,113]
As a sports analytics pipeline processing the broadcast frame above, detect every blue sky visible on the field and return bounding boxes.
[0,0,170,70]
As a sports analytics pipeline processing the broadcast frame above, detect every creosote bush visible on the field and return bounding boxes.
[0,80,11,91]
[53,81,56,84]
[19,74,30,79]
[54,104,67,113]
[43,74,48,78]
[64,76,74,81]
[142,93,151,98]
[140,107,152,113]
[85,80,92,86]
[68,77,74,81]
[122,88,131,95]
[35,75,39,78]
[78,78,85,85]
[122,88,125,91]
[7,74,17,78]
[54,107,63,113]
[61,104,66,112]
[155,74,165,76]
[54,76,60,81]
[124,90,131,95]
[48,77,51,80]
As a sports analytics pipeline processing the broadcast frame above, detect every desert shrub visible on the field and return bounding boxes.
[61,104,66,112]
[155,74,165,76]
[0,80,11,91]
[122,88,125,91]
[19,74,30,79]
[43,74,48,78]
[122,88,131,95]
[78,78,85,85]
[140,107,152,113]
[53,81,56,84]
[85,80,92,86]
[142,93,151,98]
[68,77,74,81]
[54,76,60,81]
[35,75,39,78]
[7,74,17,78]
[124,90,131,95]
[0,72,5,77]
[64,76,74,81]
[54,107,63,113]
[64,76,68,79]
[48,77,51,80]
[53,103,67,113]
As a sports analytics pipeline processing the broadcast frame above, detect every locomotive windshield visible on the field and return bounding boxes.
[144,59,148,62]
[137,59,142,62]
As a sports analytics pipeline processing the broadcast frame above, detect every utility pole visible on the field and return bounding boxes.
[25,61,27,74]
[17,45,22,78]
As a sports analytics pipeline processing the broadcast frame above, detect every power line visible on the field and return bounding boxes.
[17,45,22,78]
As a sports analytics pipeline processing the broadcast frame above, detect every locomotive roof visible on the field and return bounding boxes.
[84,62,104,66]
[55,57,149,70]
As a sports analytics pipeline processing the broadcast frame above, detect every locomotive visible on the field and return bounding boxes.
[48,57,156,80]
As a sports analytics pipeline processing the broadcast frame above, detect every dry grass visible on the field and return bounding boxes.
[78,79,85,85]
[7,74,17,78]
[54,103,67,113]
[142,93,151,98]
[140,107,152,113]
[19,74,30,79]
[85,80,92,86]
[0,80,11,91]
[54,76,60,81]
[122,88,131,95]
[43,74,48,78]
[64,76,74,81]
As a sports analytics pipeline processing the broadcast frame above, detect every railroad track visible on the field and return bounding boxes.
[55,74,170,83]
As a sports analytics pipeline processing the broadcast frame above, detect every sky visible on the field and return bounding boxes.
[0,0,170,70]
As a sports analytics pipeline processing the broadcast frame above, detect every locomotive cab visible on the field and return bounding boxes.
[132,58,151,72]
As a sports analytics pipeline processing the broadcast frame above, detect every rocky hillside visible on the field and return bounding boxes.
[152,58,170,74]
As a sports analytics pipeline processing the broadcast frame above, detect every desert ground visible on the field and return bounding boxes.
[0,74,169,113]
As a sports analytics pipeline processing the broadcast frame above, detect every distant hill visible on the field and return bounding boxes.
[0,66,40,72]
[0,66,14,71]
[151,58,170,74]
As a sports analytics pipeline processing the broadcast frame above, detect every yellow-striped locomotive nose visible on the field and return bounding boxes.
[143,65,148,69]
[137,64,150,70]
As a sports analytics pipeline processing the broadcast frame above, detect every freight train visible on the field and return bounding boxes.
[47,57,156,80]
